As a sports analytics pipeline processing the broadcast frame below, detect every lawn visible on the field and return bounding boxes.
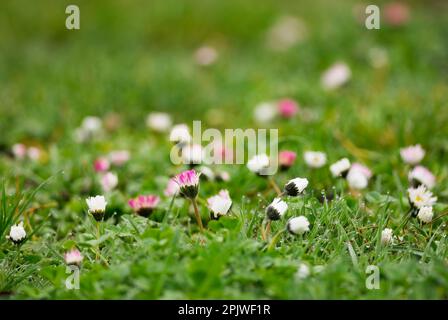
[0,0,447,299]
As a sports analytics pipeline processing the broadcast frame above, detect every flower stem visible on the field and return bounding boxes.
[191,198,204,233]
[267,229,285,251]
[268,177,282,196]
[264,220,271,240]
[96,221,100,261]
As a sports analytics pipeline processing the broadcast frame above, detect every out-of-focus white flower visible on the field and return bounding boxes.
[330,158,351,177]
[197,166,215,181]
[100,172,118,192]
[253,102,277,124]
[82,116,102,132]
[194,46,218,66]
[182,144,203,166]
[146,112,172,133]
[12,144,27,159]
[284,177,309,196]
[207,190,232,219]
[304,151,327,168]
[266,16,307,51]
[7,222,26,244]
[295,263,310,279]
[164,177,180,197]
[108,150,130,166]
[417,206,433,224]
[381,228,393,245]
[169,124,191,144]
[64,249,83,266]
[86,195,107,221]
[287,216,310,235]
[400,144,425,165]
[408,165,435,189]
[408,185,437,209]
[266,198,288,220]
[347,169,368,190]
[321,62,351,90]
[27,147,41,161]
[216,171,231,182]
[247,154,270,175]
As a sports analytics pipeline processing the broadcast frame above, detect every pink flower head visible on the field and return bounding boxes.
[279,150,297,170]
[409,165,436,189]
[12,143,27,159]
[94,157,110,172]
[164,178,180,197]
[277,99,299,118]
[64,248,83,266]
[350,163,372,179]
[128,195,160,217]
[384,2,410,27]
[108,150,130,166]
[400,144,425,165]
[174,169,201,199]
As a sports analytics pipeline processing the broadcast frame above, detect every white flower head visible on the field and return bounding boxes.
[207,190,232,219]
[182,144,204,165]
[408,166,435,189]
[347,169,368,190]
[247,154,270,175]
[287,216,310,235]
[12,144,27,159]
[253,102,277,124]
[400,144,425,165]
[194,46,218,66]
[7,222,26,244]
[381,228,393,245]
[169,124,191,144]
[330,158,351,177]
[304,151,327,168]
[321,62,351,90]
[408,185,437,209]
[284,177,309,196]
[27,147,41,161]
[266,198,288,221]
[197,166,215,181]
[64,249,84,266]
[86,195,107,221]
[146,112,172,133]
[100,172,118,192]
[417,206,433,224]
[82,116,102,132]
[295,263,310,279]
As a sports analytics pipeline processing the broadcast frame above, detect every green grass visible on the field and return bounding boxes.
[0,0,447,299]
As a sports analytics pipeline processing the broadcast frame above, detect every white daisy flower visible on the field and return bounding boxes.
[330,158,351,177]
[400,144,425,165]
[284,177,309,196]
[408,166,435,189]
[381,228,393,245]
[408,185,437,209]
[247,154,270,175]
[253,102,277,124]
[146,112,172,133]
[100,172,118,192]
[303,151,327,168]
[295,263,310,279]
[207,190,232,219]
[7,222,26,244]
[27,147,41,161]
[169,124,191,145]
[266,198,288,221]
[417,206,433,224]
[287,216,310,235]
[194,46,218,66]
[346,169,368,190]
[321,62,351,90]
[64,249,84,266]
[12,143,27,159]
[86,195,107,221]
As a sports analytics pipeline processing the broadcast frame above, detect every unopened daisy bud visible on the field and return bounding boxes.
[417,206,433,224]
[100,172,118,192]
[266,198,288,221]
[146,112,172,133]
[407,185,437,210]
[7,222,26,244]
[321,62,351,90]
[278,150,296,170]
[64,248,83,266]
[94,157,110,172]
[108,150,130,166]
[284,177,308,196]
[330,158,351,178]
[304,151,327,168]
[408,165,435,189]
[12,143,27,159]
[253,102,277,124]
[169,124,191,145]
[182,144,203,166]
[164,177,180,197]
[277,98,299,118]
[247,154,270,175]
[86,195,107,221]
[287,216,310,235]
[381,228,393,245]
[207,190,232,219]
[128,195,160,217]
[400,144,425,165]
[174,169,201,199]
